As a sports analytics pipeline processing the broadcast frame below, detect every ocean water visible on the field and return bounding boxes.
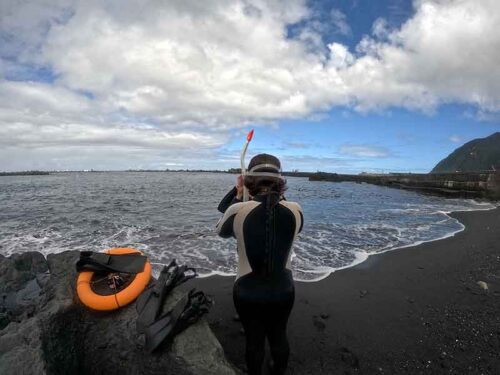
[0,172,495,281]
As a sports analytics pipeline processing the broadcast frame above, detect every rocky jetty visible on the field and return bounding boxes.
[305,133,500,200]
[0,251,239,375]
[309,171,500,200]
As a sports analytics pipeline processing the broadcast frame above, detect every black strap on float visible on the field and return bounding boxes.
[111,275,121,309]
[76,251,147,274]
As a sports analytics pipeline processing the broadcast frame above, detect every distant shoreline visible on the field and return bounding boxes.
[0,169,315,177]
[0,171,50,176]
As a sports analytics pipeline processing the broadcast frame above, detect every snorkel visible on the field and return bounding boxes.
[240,129,254,201]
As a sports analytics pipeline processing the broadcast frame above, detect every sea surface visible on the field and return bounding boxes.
[0,172,495,281]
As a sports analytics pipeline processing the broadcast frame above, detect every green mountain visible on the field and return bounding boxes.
[431,132,500,173]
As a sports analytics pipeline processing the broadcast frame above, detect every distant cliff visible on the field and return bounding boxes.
[431,132,500,173]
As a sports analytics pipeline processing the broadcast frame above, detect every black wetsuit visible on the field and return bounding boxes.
[216,188,303,375]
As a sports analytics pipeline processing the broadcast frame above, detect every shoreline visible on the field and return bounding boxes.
[184,207,500,374]
[196,202,497,283]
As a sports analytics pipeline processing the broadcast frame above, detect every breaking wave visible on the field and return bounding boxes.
[0,172,495,282]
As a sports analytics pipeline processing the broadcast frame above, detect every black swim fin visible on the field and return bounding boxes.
[144,289,212,353]
[136,260,175,333]
[76,251,147,274]
[136,260,197,333]
[144,293,189,352]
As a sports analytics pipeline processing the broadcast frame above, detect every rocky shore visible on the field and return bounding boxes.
[0,251,238,375]
[2,208,499,374]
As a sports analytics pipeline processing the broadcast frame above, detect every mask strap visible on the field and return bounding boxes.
[248,163,281,173]
[246,172,284,179]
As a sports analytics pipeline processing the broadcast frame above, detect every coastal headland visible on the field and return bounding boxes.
[187,207,500,374]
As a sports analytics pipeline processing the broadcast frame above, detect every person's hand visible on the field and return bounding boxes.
[236,175,244,199]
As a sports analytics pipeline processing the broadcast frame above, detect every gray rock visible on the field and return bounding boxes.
[0,251,48,293]
[173,320,237,375]
[0,252,50,327]
[0,318,46,375]
[0,250,238,375]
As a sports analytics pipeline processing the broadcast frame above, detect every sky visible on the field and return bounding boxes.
[1,0,499,173]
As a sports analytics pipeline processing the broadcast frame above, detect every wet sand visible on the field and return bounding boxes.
[186,208,500,374]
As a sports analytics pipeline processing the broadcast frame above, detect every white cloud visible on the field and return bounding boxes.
[349,0,500,112]
[1,0,500,170]
[0,80,227,170]
[284,141,310,149]
[330,9,351,36]
[338,145,391,158]
[280,154,357,172]
[449,134,462,143]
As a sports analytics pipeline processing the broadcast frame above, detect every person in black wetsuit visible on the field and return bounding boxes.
[216,154,303,375]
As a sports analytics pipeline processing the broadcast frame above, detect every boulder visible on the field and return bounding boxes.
[0,251,238,375]
[0,251,50,325]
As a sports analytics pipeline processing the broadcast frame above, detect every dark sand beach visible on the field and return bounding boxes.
[185,207,500,374]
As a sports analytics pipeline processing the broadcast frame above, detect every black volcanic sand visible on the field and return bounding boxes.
[183,208,500,374]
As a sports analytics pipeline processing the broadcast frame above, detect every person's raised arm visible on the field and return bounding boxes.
[217,175,244,213]
[216,175,245,237]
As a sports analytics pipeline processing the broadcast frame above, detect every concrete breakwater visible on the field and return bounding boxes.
[308,171,500,200]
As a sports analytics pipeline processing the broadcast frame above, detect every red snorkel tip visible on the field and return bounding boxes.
[246,129,254,142]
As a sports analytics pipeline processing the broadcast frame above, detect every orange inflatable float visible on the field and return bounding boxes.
[77,247,151,311]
